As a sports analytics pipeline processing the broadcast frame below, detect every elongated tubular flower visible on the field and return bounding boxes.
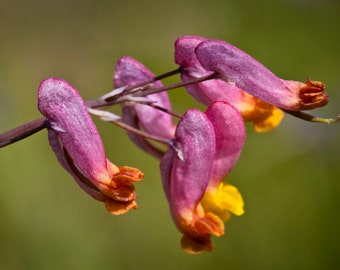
[194,39,328,111]
[175,36,284,132]
[114,56,175,158]
[160,101,245,254]
[38,78,143,215]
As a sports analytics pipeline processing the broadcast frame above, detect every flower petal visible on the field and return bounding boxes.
[160,102,246,253]
[195,39,328,110]
[121,104,166,159]
[175,36,285,131]
[114,56,175,139]
[47,129,106,201]
[38,78,143,214]
[202,182,244,221]
[160,108,216,221]
[204,101,246,188]
[38,78,110,183]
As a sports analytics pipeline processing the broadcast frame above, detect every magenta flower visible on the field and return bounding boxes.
[38,78,144,215]
[114,56,175,157]
[194,38,328,111]
[175,35,284,132]
[160,101,245,254]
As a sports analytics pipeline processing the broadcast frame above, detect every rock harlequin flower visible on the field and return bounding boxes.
[114,56,175,158]
[38,78,143,215]
[194,38,328,111]
[175,35,284,132]
[160,101,245,254]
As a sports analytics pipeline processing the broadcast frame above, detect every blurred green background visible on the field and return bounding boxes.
[1,0,340,269]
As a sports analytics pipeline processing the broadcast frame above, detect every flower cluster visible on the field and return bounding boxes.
[0,35,333,254]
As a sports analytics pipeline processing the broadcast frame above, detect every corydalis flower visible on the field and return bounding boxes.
[175,35,284,132]
[194,38,328,111]
[38,78,143,215]
[160,101,245,254]
[114,56,175,158]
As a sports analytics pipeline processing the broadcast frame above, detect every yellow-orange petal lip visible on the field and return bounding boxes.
[253,106,284,132]
[105,198,138,215]
[116,166,144,182]
[109,166,144,188]
[202,182,245,221]
[181,234,214,254]
[232,92,284,132]
[250,102,284,132]
[102,184,137,202]
[101,164,143,213]
[193,212,225,237]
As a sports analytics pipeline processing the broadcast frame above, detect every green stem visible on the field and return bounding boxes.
[283,110,340,123]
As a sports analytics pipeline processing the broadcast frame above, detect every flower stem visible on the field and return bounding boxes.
[88,107,172,145]
[0,117,48,148]
[146,103,182,118]
[283,109,340,123]
[132,72,217,97]
[111,119,172,145]
[87,70,217,109]
[106,67,182,102]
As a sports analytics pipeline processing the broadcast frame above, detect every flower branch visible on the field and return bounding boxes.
[88,108,173,146]
[0,34,339,254]
[0,117,48,148]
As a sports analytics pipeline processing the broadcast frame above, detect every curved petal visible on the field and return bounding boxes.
[175,35,207,69]
[114,56,175,139]
[204,101,246,189]
[38,78,109,182]
[175,36,284,131]
[47,129,106,201]
[121,105,165,159]
[160,102,246,253]
[38,78,143,214]
[160,108,216,222]
[195,39,328,110]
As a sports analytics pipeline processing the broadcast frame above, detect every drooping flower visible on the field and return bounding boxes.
[38,78,144,215]
[114,56,175,158]
[194,38,328,111]
[160,101,245,254]
[175,35,284,132]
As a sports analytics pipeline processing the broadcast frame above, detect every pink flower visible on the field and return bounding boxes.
[38,78,144,215]
[194,38,328,111]
[114,56,175,157]
[175,35,284,132]
[160,101,245,254]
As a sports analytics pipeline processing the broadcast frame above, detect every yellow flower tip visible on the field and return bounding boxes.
[181,234,214,254]
[177,184,244,254]
[105,198,138,215]
[252,105,284,132]
[242,97,284,132]
[237,92,284,132]
[202,182,245,221]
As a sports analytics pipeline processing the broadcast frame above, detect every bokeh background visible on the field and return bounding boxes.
[1,0,339,269]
